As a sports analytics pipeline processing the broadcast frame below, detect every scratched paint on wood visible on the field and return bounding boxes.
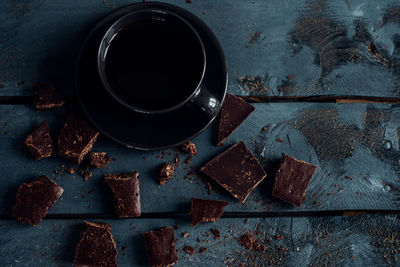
[0,215,398,266]
[2,0,400,97]
[0,103,399,214]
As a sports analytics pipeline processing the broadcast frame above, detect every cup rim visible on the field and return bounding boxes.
[97,7,207,114]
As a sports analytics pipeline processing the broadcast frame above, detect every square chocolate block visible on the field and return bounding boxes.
[200,141,267,202]
[190,198,228,227]
[272,154,317,207]
[24,120,54,160]
[73,221,118,267]
[90,152,111,168]
[105,172,141,218]
[12,176,63,226]
[217,94,255,146]
[32,82,65,110]
[58,115,99,164]
[144,227,178,267]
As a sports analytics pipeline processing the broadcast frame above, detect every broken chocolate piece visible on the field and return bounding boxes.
[200,141,267,202]
[58,115,99,164]
[89,152,111,168]
[12,176,63,226]
[73,221,118,267]
[105,172,141,218]
[182,141,197,155]
[32,82,65,110]
[217,94,255,146]
[183,246,195,255]
[158,163,174,185]
[190,198,228,227]
[24,120,54,160]
[144,226,178,266]
[272,154,317,207]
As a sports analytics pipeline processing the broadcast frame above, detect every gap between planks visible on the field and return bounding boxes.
[0,210,399,220]
[2,95,400,104]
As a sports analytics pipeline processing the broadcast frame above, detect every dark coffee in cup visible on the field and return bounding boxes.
[100,10,205,112]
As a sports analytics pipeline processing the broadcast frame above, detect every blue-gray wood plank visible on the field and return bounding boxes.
[1,103,399,214]
[2,0,400,97]
[1,215,399,266]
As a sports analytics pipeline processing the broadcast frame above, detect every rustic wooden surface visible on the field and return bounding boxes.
[1,215,399,267]
[2,0,400,97]
[1,0,400,266]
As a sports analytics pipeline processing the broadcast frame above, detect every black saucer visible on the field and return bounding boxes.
[75,2,227,150]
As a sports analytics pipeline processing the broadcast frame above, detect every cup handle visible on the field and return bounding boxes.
[188,85,220,117]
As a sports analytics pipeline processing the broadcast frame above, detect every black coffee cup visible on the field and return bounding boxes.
[97,8,219,116]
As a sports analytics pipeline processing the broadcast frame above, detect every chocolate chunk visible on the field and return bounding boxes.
[217,94,255,146]
[32,82,65,110]
[73,221,118,267]
[200,141,267,202]
[89,152,111,168]
[24,120,53,160]
[58,115,99,164]
[183,246,195,255]
[190,198,228,227]
[210,229,220,239]
[105,172,141,218]
[12,176,63,226]
[182,141,197,155]
[144,227,178,266]
[158,163,174,185]
[272,154,317,207]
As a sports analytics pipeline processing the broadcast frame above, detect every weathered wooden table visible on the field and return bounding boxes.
[1,0,399,266]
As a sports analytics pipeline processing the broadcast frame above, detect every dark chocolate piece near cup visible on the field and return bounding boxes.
[272,154,317,207]
[217,93,255,146]
[158,163,175,185]
[12,176,63,226]
[190,198,228,227]
[73,221,118,267]
[89,152,111,168]
[144,226,178,266]
[57,115,99,164]
[32,82,65,110]
[24,120,54,160]
[104,172,141,218]
[200,141,267,202]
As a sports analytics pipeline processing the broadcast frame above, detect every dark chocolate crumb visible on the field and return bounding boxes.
[183,231,190,238]
[158,163,174,185]
[182,141,197,155]
[211,229,221,239]
[239,233,261,251]
[183,246,195,255]
[185,155,193,164]
[199,247,207,253]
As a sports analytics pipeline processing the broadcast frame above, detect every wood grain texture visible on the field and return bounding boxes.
[2,0,400,97]
[0,103,399,215]
[0,215,398,266]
